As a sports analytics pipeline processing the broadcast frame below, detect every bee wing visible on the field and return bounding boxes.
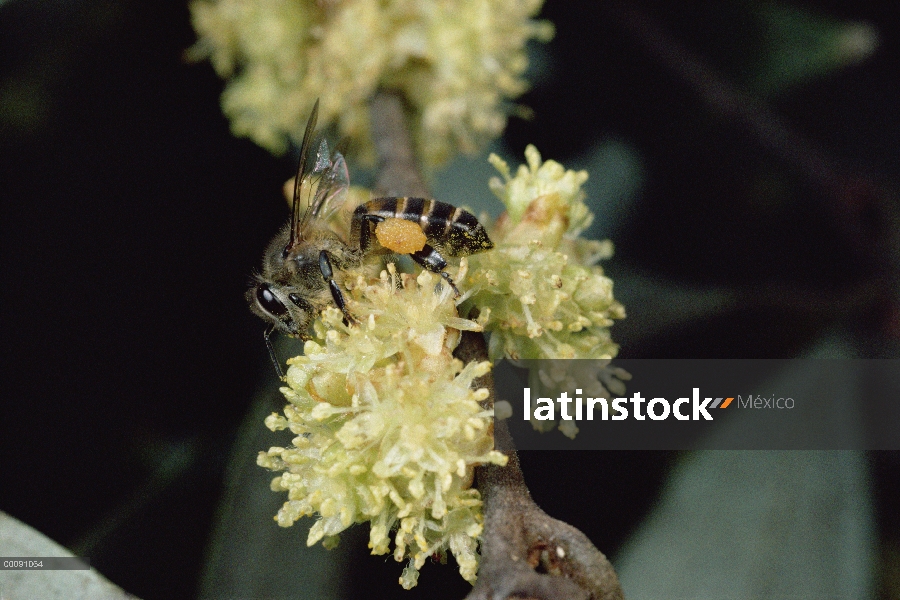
[313,138,332,175]
[288,100,350,243]
[297,149,350,238]
[288,99,320,252]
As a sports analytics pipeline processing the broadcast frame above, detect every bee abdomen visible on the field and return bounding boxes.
[358,197,493,256]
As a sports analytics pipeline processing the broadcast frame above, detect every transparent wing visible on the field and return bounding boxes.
[313,138,332,175]
[299,149,350,236]
[288,100,319,252]
[287,100,351,243]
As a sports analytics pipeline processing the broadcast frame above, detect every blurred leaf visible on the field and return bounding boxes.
[0,511,137,600]
[751,1,878,96]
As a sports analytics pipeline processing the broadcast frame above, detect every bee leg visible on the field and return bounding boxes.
[352,210,385,252]
[264,324,284,378]
[318,250,357,325]
[411,244,460,297]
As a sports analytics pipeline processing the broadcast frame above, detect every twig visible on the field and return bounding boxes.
[369,90,429,197]
[455,331,624,600]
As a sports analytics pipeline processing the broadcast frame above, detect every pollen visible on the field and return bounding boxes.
[376,218,427,254]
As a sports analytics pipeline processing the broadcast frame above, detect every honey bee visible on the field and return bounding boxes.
[247,100,494,375]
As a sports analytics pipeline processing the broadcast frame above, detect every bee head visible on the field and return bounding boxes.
[247,280,314,337]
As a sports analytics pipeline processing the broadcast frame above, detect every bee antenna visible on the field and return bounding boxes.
[286,99,320,257]
[264,324,284,378]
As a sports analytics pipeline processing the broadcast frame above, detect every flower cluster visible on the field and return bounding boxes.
[257,265,507,588]
[189,0,553,166]
[462,146,627,437]
[464,145,626,362]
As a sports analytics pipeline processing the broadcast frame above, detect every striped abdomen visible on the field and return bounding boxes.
[352,197,493,256]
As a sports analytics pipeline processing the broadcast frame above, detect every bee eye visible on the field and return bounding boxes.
[256,285,288,317]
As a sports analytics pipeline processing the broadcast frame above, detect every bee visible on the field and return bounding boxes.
[247,100,494,376]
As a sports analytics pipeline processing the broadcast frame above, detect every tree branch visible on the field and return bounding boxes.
[455,331,625,600]
[369,90,429,197]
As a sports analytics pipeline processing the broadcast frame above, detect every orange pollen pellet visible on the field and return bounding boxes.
[375,218,427,254]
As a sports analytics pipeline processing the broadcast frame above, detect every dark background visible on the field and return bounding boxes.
[1,1,898,598]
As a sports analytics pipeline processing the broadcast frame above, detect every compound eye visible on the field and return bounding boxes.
[256,285,288,318]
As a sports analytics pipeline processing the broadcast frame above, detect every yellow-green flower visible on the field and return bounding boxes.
[257,266,507,588]
[189,0,554,165]
[461,146,627,437]
[465,145,626,361]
